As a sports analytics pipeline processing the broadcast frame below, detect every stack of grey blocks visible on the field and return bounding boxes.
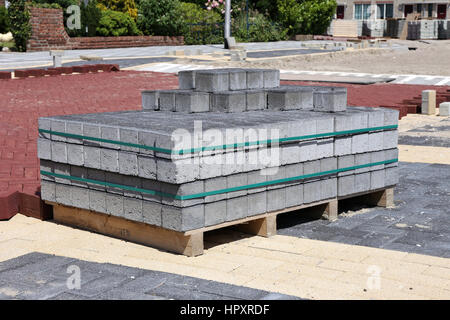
[38,68,399,234]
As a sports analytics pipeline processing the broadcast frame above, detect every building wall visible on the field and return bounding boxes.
[336,1,450,20]
[0,0,5,7]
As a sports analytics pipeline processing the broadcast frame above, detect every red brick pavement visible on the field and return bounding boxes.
[0,71,448,219]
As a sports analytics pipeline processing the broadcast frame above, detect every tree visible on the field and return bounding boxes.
[97,0,138,20]
[137,0,183,36]
[277,0,336,36]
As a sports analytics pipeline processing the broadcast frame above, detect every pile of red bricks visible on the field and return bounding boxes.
[14,64,120,78]
[26,7,184,51]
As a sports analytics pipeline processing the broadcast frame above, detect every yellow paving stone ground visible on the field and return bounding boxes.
[1,214,450,300]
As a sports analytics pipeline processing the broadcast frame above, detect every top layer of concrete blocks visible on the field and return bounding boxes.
[144,69,347,114]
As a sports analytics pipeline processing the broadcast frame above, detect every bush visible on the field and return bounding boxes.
[137,0,183,36]
[178,2,223,45]
[96,9,141,36]
[8,0,31,52]
[66,0,102,37]
[277,0,336,36]
[97,0,138,20]
[0,7,10,34]
[233,10,288,43]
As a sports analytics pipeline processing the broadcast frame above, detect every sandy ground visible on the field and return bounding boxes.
[201,40,450,76]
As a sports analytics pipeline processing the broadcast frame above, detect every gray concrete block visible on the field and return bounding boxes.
[37,138,51,160]
[354,172,370,193]
[211,91,246,113]
[338,154,355,176]
[40,160,54,181]
[67,144,84,166]
[246,90,266,111]
[304,159,321,177]
[320,157,337,173]
[159,90,177,111]
[123,198,143,222]
[103,171,123,195]
[138,131,156,156]
[334,136,352,156]
[227,173,248,199]
[101,126,120,150]
[87,169,105,191]
[370,170,385,190]
[157,158,199,183]
[120,128,139,153]
[162,181,204,207]
[321,177,337,199]
[51,141,67,163]
[41,180,56,202]
[368,132,384,152]
[137,155,156,179]
[385,167,399,186]
[247,170,268,194]
[267,188,285,212]
[66,122,83,144]
[351,133,369,154]
[367,108,385,128]
[384,148,399,168]
[178,70,196,90]
[226,196,248,221]
[246,69,264,89]
[38,118,51,139]
[141,179,161,203]
[280,143,300,165]
[51,119,66,142]
[199,155,221,180]
[370,150,385,171]
[354,153,371,174]
[101,149,119,173]
[119,152,138,176]
[267,89,312,111]
[316,117,334,134]
[122,176,142,199]
[383,108,399,126]
[229,70,247,91]
[248,192,267,216]
[55,183,72,207]
[83,124,101,147]
[338,175,355,196]
[175,91,210,113]
[299,140,317,162]
[313,88,347,112]
[351,111,369,130]
[195,71,229,92]
[267,166,286,190]
[440,102,450,116]
[162,205,204,231]
[316,138,334,159]
[205,177,227,202]
[142,200,162,226]
[70,165,87,188]
[263,69,280,88]
[303,180,321,203]
[70,186,90,210]
[54,162,71,184]
[83,146,101,169]
[105,193,124,216]
[383,130,398,149]
[285,184,304,208]
[142,90,159,110]
[89,189,106,213]
[334,113,353,132]
[205,200,227,226]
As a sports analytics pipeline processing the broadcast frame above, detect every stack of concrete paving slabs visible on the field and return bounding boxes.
[38,68,399,234]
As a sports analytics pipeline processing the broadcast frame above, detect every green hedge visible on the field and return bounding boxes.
[137,0,183,36]
[0,7,10,34]
[8,0,31,52]
[97,9,141,36]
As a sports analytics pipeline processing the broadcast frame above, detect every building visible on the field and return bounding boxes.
[336,1,449,20]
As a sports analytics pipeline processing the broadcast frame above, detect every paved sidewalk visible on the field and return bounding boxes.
[0,252,297,300]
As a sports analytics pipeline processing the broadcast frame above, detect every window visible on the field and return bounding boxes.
[337,5,345,19]
[417,4,422,15]
[428,4,433,18]
[355,3,371,20]
[376,3,394,19]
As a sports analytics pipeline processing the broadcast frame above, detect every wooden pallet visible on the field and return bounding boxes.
[47,187,394,257]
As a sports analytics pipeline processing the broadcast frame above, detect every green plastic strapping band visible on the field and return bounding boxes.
[40,158,398,200]
[38,125,398,156]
